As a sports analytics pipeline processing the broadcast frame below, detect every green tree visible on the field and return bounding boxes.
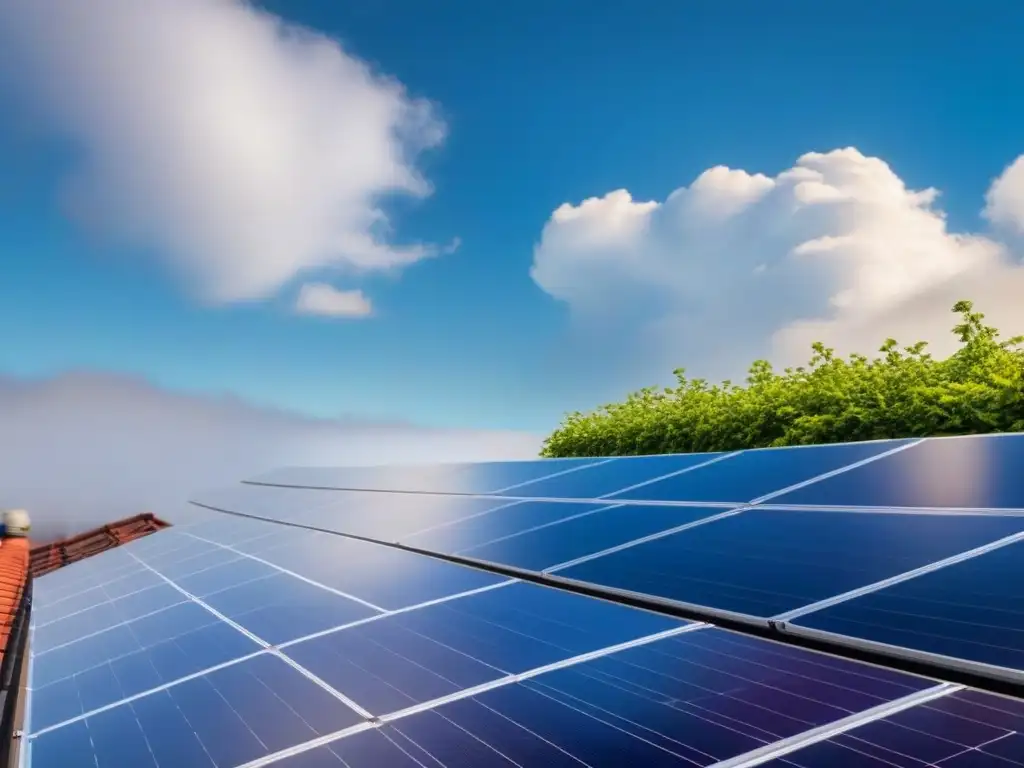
[540,301,1024,457]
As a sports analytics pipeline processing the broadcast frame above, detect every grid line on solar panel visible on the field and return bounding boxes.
[493,456,618,493]
[181,530,390,613]
[26,608,701,766]
[27,578,519,738]
[227,623,707,768]
[772,525,1024,622]
[237,625,949,768]
[747,687,1024,768]
[706,682,963,768]
[747,438,924,505]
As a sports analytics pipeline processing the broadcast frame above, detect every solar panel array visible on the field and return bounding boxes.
[24,434,1024,767]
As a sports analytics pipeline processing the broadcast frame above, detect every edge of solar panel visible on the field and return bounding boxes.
[776,621,1024,688]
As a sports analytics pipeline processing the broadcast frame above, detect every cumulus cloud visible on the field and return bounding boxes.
[533,147,1024,387]
[0,372,541,544]
[0,0,446,303]
[295,283,373,318]
[985,156,1024,234]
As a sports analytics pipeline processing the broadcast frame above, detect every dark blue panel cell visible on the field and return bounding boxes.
[775,434,1024,509]
[287,628,934,768]
[196,483,514,541]
[203,571,380,644]
[269,728,437,768]
[561,508,1024,618]
[30,620,261,730]
[30,655,366,768]
[611,440,911,503]
[462,504,734,572]
[33,584,187,654]
[762,688,1024,768]
[794,539,1024,671]
[500,452,730,499]
[29,721,113,768]
[174,553,278,596]
[284,581,687,715]
[249,457,604,494]
[287,492,515,540]
[401,500,617,555]
[249,534,505,610]
[147,543,243,581]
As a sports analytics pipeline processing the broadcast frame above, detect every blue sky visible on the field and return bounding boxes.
[2,0,1024,433]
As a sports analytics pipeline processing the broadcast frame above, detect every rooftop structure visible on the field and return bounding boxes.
[21,434,1024,767]
[28,513,169,578]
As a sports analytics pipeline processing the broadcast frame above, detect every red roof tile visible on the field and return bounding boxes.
[29,513,170,578]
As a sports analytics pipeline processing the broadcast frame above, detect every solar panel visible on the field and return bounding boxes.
[771,434,1024,510]
[604,439,915,504]
[784,537,1024,681]
[749,688,1024,767]
[246,456,606,494]
[553,507,1024,621]
[26,433,1024,767]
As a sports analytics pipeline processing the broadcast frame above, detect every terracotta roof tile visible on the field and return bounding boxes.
[28,513,170,578]
[0,538,28,667]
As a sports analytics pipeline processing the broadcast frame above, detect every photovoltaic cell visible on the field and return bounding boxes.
[792,538,1024,674]
[194,485,516,541]
[224,530,507,610]
[756,688,1024,767]
[772,434,1024,509]
[28,654,369,768]
[247,457,604,494]
[30,617,261,730]
[282,581,688,715]
[494,451,730,499]
[557,508,1024,618]
[400,500,623,554]
[451,504,735,572]
[608,440,912,504]
[268,628,937,768]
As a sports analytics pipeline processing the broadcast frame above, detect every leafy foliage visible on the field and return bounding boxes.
[541,301,1024,457]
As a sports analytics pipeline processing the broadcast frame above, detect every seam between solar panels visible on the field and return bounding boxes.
[180,531,389,613]
[123,550,379,721]
[705,681,963,768]
[747,438,925,505]
[26,580,521,739]
[232,622,709,768]
[771,528,1024,623]
[492,457,619,494]
[598,449,744,499]
[204,489,743,508]
[451,502,627,556]
[542,506,752,573]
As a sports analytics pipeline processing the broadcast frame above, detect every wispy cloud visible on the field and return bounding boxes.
[0,0,448,305]
[295,283,373,318]
[0,372,541,543]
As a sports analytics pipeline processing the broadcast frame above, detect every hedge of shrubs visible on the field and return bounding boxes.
[540,301,1024,457]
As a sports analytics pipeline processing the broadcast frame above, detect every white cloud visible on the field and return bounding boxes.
[985,155,1024,234]
[0,371,541,544]
[533,147,1024,386]
[0,0,446,303]
[295,283,373,318]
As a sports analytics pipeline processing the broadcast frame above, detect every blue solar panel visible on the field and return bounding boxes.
[194,485,518,541]
[247,456,605,494]
[493,451,731,499]
[790,537,1024,676]
[400,499,619,553]
[607,439,913,503]
[756,688,1024,767]
[442,504,737,572]
[555,508,1024,619]
[28,654,369,768]
[282,581,688,714]
[259,628,940,768]
[772,434,1024,510]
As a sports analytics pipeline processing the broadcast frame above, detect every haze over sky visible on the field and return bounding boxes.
[1,0,1024,534]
